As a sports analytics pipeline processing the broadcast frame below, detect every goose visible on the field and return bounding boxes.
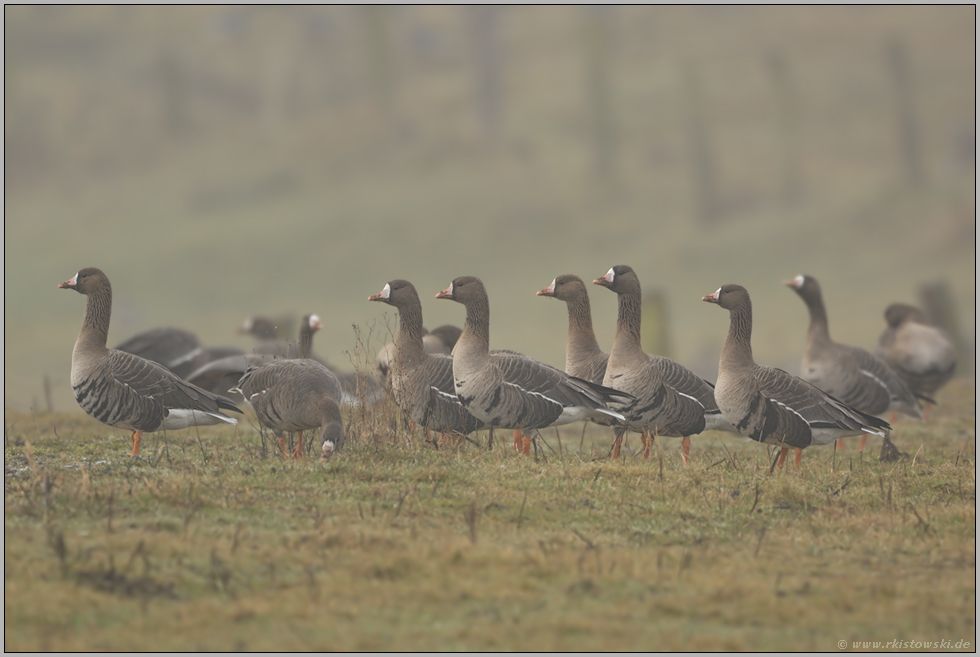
[187,314,323,399]
[58,268,240,457]
[786,274,921,450]
[115,327,245,379]
[368,280,486,443]
[435,276,630,455]
[376,326,456,380]
[593,265,736,461]
[239,316,280,341]
[876,303,955,420]
[233,359,345,459]
[537,274,610,385]
[703,284,890,467]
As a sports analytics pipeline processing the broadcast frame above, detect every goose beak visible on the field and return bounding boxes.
[784,275,804,289]
[702,289,720,303]
[368,283,391,302]
[435,283,454,300]
[593,268,614,287]
[57,273,78,289]
[536,279,556,297]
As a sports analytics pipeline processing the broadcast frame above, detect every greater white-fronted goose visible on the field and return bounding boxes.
[369,280,486,443]
[593,266,735,461]
[435,276,630,455]
[116,328,245,379]
[58,268,240,457]
[239,316,280,341]
[876,303,955,420]
[187,314,323,399]
[375,326,456,380]
[786,274,922,450]
[703,284,890,466]
[537,275,609,385]
[233,359,345,459]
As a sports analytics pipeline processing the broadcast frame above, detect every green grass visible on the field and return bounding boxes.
[4,379,975,651]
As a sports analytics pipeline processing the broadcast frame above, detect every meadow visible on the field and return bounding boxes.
[4,377,975,651]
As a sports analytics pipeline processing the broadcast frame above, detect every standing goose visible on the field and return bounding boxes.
[593,265,734,461]
[703,284,890,466]
[876,303,955,420]
[537,275,610,384]
[233,359,345,459]
[376,326,457,381]
[786,274,921,450]
[435,276,630,455]
[368,280,486,443]
[58,268,240,457]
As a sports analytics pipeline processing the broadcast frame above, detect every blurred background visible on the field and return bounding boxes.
[5,5,975,413]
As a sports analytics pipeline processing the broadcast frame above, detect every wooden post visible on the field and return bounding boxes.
[887,38,923,186]
[585,6,616,183]
[464,6,500,144]
[766,50,803,205]
[683,61,717,224]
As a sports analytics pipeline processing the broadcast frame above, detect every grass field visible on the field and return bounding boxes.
[4,377,975,651]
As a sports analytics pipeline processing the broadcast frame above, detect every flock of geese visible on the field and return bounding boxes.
[58,266,956,466]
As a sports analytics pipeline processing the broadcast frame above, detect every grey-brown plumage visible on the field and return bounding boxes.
[187,314,323,399]
[537,274,609,385]
[876,303,956,407]
[376,326,456,380]
[369,280,486,438]
[239,316,280,341]
[594,265,734,459]
[435,276,629,454]
[786,275,922,420]
[115,327,245,379]
[233,359,345,458]
[59,268,240,457]
[704,284,889,466]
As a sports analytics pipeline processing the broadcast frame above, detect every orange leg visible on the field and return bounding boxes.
[836,437,845,450]
[277,434,289,457]
[513,429,522,452]
[794,448,802,466]
[857,433,868,452]
[923,402,932,422]
[681,436,691,463]
[521,431,532,456]
[131,431,143,458]
[611,429,624,459]
[775,447,789,468]
[642,433,652,460]
[291,430,305,458]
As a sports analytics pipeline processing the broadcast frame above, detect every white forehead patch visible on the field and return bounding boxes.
[309,314,321,327]
[605,268,615,283]
[714,287,722,297]
[794,275,805,287]
[381,283,391,299]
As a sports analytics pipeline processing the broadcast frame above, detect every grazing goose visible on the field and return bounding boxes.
[58,268,240,457]
[703,284,890,467]
[593,266,735,461]
[233,359,345,459]
[876,303,955,420]
[187,314,323,399]
[435,276,630,455]
[786,274,921,450]
[369,280,486,443]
